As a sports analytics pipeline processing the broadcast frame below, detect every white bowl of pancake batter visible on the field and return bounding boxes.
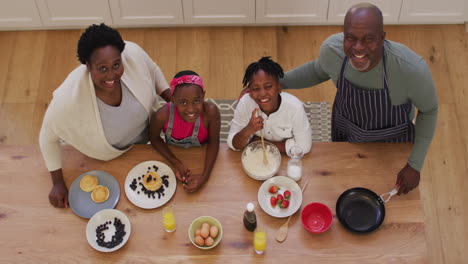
[241,141,281,180]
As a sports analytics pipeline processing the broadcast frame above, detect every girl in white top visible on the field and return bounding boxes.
[39,24,171,208]
[227,57,312,155]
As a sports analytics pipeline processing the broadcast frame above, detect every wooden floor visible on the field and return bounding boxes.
[0,25,466,263]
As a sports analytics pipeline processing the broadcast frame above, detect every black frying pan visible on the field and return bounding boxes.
[336,187,397,233]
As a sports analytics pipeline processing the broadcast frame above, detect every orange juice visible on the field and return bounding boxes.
[254,228,266,254]
[162,206,176,232]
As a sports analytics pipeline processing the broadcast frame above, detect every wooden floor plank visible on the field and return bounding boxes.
[142,28,178,84]
[3,31,47,104]
[36,30,81,104]
[0,31,16,104]
[209,27,245,99]
[0,103,36,144]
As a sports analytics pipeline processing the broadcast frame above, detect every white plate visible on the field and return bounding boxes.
[258,176,303,218]
[124,161,176,209]
[69,170,120,219]
[86,209,131,252]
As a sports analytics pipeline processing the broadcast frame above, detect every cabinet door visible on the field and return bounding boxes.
[399,0,466,24]
[36,0,112,27]
[328,0,402,25]
[0,0,42,29]
[256,0,328,24]
[109,0,183,26]
[182,0,254,24]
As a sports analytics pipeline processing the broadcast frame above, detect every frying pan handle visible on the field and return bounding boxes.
[380,188,398,203]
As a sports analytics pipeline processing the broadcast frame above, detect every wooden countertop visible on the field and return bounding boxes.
[0,143,427,263]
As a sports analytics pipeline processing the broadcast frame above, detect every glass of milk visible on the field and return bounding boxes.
[287,146,304,181]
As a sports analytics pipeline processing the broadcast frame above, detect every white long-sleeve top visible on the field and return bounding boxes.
[227,92,312,154]
[39,41,169,171]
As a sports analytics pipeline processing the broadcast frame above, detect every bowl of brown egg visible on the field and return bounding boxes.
[188,216,223,249]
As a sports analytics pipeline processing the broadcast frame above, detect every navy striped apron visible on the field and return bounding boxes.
[165,103,202,148]
[331,55,415,143]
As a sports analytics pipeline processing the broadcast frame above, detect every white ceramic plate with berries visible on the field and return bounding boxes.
[86,209,131,252]
[124,161,176,209]
[257,176,302,218]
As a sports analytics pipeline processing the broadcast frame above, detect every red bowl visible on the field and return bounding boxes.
[301,202,333,234]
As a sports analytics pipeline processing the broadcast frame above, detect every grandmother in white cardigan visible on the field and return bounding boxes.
[39,24,171,208]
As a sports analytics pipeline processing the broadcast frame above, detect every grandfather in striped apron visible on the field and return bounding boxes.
[280,3,438,195]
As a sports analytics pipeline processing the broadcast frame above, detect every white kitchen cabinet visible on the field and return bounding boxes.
[256,0,328,24]
[109,0,183,26]
[327,0,402,25]
[36,0,112,27]
[0,0,42,29]
[182,0,255,24]
[399,0,467,24]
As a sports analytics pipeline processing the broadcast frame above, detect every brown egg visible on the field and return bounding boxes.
[205,236,214,247]
[194,235,205,246]
[195,229,201,237]
[201,223,210,230]
[200,226,210,239]
[209,225,219,238]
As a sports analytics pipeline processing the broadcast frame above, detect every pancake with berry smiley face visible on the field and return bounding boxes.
[142,171,163,191]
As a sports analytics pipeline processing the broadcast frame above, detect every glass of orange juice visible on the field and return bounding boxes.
[254,226,267,254]
[162,206,176,232]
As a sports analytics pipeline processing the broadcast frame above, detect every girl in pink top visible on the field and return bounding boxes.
[150,71,220,192]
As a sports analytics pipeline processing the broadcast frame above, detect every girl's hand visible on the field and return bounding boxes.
[174,161,190,183]
[247,108,264,134]
[183,173,207,193]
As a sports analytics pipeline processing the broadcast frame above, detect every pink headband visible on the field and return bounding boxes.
[169,75,205,95]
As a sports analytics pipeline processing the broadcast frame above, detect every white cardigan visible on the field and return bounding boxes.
[39,41,169,171]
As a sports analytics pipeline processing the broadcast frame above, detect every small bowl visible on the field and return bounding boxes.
[301,202,333,234]
[241,141,281,180]
[188,216,223,250]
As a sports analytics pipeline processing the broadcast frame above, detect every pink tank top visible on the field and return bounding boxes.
[163,103,209,144]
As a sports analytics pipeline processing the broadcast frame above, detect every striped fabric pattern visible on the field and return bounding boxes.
[332,56,415,143]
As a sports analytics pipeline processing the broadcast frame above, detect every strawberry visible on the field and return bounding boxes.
[268,185,280,194]
[279,200,290,209]
[276,194,284,205]
[284,190,291,200]
[270,196,277,207]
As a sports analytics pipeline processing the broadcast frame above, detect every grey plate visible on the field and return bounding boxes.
[69,170,120,219]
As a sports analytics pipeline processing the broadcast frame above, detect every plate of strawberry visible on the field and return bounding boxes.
[257,176,302,218]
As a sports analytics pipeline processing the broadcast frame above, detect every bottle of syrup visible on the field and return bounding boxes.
[243,202,257,232]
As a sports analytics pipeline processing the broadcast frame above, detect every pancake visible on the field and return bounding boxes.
[91,185,110,203]
[79,175,99,192]
[142,171,162,191]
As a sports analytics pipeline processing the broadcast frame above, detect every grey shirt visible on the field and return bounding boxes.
[97,82,149,150]
[281,33,438,171]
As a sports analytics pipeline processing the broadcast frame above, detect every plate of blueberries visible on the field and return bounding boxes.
[124,161,176,209]
[86,209,131,252]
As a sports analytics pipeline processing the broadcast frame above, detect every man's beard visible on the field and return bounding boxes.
[348,58,371,72]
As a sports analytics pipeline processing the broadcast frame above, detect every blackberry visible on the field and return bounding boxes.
[162,178,169,188]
